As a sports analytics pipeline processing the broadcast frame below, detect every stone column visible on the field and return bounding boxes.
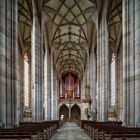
[68,102,71,121]
[44,31,51,120]
[97,0,109,121]
[31,0,43,121]
[0,0,19,128]
[134,0,140,126]
[89,47,97,114]
[122,0,140,126]
[50,49,58,120]
[116,45,123,121]
[53,70,58,120]
[51,49,54,120]
[81,70,89,120]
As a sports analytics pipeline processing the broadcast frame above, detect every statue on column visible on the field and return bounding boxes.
[82,84,97,121]
[85,107,97,121]
[82,84,91,103]
[108,106,117,121]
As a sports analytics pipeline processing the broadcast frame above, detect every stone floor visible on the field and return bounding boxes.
[50,122,91,140]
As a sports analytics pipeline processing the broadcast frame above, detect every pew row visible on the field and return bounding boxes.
[81,120,140,140]
[0,120,64,140]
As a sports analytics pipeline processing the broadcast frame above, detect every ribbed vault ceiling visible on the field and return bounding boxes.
[43,0,96,78]
[18,0,122,79]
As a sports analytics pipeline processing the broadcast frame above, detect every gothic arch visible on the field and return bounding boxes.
[59,104,69,121]
[71,104,81,122]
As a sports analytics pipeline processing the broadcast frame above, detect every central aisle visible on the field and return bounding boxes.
[50,122,91,140]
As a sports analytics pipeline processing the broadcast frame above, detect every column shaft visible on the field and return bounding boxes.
[97,15,109,121]
[123,0,140,126]
[44,31,51,120]
[0,0,19,128]
[134,0,140,126]
[31,2,43,120]
[90,47,97,113]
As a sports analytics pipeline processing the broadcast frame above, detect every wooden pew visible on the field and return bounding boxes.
[0,135,33,140]
[81,120,140,140]
[0,120,61,140]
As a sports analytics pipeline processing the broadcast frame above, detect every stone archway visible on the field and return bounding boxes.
[59,104,69,121]
[71,104,81,122]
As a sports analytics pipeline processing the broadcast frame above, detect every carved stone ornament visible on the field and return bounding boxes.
[85,108,97,121]
[82,97,91,103]
[82,84,91,103]
[108,106,117,121]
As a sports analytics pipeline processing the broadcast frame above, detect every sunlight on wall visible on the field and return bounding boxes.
[24,54,29,107]
[111,53,116,106]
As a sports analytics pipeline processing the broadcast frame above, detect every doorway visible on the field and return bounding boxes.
[71,104,81,122]
[59,104,69,121]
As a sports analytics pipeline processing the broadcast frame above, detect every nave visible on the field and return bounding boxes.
[0,0,140,136]
[50,122,91,140]
[0,120,140,140]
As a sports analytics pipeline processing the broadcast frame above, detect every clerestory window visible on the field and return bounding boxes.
[111,53,116,106]
[24,53,30,107]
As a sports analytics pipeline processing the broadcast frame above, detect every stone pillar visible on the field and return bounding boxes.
[89,47,97,114]
[97,0,109,121]
[81,70,89,120]
[51,49,54,120]
[0,0,19,128]
[50,49,58,120]
[31,0,43,121]
[44,31,51,120]
[122,0,140,126]
[134,0,140,126]
[116,45,123,121]
[69,103,71,121]
[53,70,58,120]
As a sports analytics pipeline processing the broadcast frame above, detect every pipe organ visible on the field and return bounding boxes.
[59,73,80,99]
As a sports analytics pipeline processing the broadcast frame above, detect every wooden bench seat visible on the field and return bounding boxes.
[0,120,61,140]
[0,135,32,139]
[81,120,140,140]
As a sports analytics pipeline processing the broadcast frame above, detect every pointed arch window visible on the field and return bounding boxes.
[111,53,116,106]
[24,53,30,107]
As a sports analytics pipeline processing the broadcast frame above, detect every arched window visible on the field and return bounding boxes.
[111,53,116,106]
[24,53,30,107]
